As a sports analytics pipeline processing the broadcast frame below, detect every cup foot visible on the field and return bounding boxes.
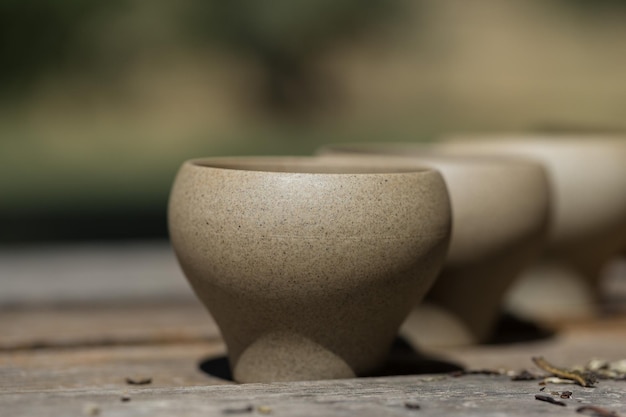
[232,332,356,383]
[400,303,477,348]
[504,262,598,323]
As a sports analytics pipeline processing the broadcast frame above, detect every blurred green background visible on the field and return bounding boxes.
[2,0,626,243]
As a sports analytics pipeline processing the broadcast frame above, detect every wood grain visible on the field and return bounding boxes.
[1,303,218,351]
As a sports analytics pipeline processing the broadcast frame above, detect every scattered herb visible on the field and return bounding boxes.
[532,357,598,387]
[541,376,577,385]
[576,405,620,417]
[560,391,573,399]
[585,359,626,381]
[418,376,448,382]
[222,405,253,414]
[535,394,567,407]
[511,370,538,381]
[82,403,101,416]
[125,377,152,385]
[120,395,131,403]
[257,405,272,415]
[404,401,421,410]
[450,369,502,377]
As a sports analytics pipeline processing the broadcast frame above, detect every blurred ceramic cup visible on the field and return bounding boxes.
[438,135,626,322]
[168,156,451,383]
[318,144,551,347]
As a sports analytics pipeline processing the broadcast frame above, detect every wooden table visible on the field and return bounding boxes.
[2,242,625,416]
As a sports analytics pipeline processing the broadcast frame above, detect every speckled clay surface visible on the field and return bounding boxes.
[439,135,626,320]
[318,145,551,346]
[168,156,451,383]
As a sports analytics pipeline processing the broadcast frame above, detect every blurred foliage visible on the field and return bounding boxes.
[0,0,128,99]
[1,0,406,116]
[565,0,626,10]
[1,0,624,106]
[182,0,406,117]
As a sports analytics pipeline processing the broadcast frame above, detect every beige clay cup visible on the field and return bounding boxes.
[318,144,551,346]
[168,156,451,383]
[438,135,626,321]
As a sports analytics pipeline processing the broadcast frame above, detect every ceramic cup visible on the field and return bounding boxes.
[318,144,551,346]
[438,134,626,321]
[168,156,451,383]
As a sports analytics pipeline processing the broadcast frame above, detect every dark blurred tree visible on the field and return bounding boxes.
[565,0,626,10]
[0,0,126,99]
[183,0,406,119]
[554,0,626,19]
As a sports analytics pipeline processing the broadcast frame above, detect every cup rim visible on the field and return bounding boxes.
[318,142,547,168]
[442,133,626,147]
[185,156,437,176]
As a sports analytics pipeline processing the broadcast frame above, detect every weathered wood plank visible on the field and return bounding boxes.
[2,244,623,309]
[1,342,230,392]
[0,303,218,350]
[1,374,625,417]
[2,320,625,392]
[432,315,626,371]
[3,302,625,369]
[1,245,624,416]
[0,241,194,306]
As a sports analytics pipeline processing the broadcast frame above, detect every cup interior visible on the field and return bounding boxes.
[191,156,430,175]
[319,143,542,167]
[439,134,626,152]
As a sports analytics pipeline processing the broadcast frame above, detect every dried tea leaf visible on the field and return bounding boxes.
[585,359,626,380]
[82,403,101,416]
[541,376,577,385]
[511,370,538,381]
[535,394,566,407]
[576,405,620,417]
[125,377,152,385]
[533,357,598,387]
[404,401,421,410]
[222,405,253,414]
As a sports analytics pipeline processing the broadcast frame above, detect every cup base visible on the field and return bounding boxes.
[400,302,476,348]
[504,262,598,323]
[232,332,356,383]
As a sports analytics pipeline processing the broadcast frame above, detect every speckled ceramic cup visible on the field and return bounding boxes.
[318,145,551,346]
[168,156,451,383]
[439,135,626,321]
